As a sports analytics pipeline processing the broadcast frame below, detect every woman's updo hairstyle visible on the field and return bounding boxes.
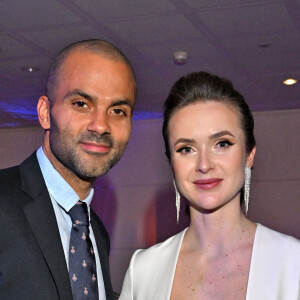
[162,71,255,161]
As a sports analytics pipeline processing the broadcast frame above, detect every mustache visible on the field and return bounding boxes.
[79,132,114,147]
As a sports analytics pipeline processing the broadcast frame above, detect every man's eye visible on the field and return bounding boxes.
[112,108,126,116]
[73,101,88,108]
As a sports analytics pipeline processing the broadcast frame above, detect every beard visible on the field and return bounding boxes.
[49,116,124,180]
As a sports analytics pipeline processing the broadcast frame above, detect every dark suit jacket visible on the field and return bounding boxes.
[0,153,114,300]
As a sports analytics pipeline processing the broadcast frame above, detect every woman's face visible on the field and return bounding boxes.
[168,101,255,213]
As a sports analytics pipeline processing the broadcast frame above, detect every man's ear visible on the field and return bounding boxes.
[37,96,50,130]
[246,146,256,168]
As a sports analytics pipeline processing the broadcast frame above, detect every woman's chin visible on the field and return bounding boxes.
[189,201,224,215]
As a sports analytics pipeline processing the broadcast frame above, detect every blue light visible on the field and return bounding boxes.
[0,100,163,128]
[133,111,162,120]
[0,99,38,121]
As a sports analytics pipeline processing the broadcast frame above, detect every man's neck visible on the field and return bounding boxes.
[42,144,94,200]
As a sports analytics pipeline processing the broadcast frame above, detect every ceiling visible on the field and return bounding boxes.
[0,0,299,127]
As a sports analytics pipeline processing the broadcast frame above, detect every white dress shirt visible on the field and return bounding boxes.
[37,147,106,300]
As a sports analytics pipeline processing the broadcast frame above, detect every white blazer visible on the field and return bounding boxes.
[120,224,300,300]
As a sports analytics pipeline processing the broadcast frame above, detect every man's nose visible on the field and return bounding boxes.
[87,110,111,134]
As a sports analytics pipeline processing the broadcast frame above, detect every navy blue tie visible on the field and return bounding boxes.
[68,201,99,299]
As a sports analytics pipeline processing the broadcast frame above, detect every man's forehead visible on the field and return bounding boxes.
[59,51,133,82]
[62,49,126,69]
[62,50,135,94]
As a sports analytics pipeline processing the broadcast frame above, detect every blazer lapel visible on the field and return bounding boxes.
[154,229,187,299]
[91,211,115,300]
[19,153,73,300]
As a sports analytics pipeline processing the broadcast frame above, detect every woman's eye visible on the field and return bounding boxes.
[216,140,234,149]
[176,146,193,154]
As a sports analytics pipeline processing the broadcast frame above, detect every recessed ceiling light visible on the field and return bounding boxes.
[21,66,40,72]
[173,51,189,65]
[283,78,297,85]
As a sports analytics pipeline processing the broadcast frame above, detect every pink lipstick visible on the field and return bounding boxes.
[193,178,223,190]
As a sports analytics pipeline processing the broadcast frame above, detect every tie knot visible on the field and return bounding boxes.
[68,201,89,227]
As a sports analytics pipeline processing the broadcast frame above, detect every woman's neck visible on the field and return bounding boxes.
[185,202,256,258]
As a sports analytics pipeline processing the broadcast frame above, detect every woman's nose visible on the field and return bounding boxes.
[195,149,214,174]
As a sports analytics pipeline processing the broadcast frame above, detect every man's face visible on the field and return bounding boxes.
[45,51,135,180]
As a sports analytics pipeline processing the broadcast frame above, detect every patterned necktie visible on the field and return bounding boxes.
[68,201,99,299]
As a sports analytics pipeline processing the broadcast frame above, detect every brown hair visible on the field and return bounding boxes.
[162,71,255,161]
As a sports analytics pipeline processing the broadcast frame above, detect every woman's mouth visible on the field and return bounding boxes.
[193,178,223,190]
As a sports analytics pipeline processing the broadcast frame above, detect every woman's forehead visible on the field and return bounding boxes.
[170,101,241,128]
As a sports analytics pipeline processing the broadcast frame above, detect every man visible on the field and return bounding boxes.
[0,40,136,300]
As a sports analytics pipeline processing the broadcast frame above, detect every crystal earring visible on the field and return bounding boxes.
[173,179,180,223]
[244,166,251,215]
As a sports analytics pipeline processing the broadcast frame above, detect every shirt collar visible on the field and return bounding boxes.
[36,147,94,212]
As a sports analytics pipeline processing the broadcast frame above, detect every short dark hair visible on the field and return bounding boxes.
[162,71,255,160]
[46,39,136,101]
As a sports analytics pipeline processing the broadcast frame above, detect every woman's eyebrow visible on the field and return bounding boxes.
[174,138,196,146]
[209,130,235,139]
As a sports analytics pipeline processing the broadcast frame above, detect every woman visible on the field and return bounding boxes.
[119,72,300,299]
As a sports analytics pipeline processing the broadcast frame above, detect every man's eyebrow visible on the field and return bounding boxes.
[110,99,133,110]
[65,89,94,102]
[209,130,235,139]
[64,90,133,108]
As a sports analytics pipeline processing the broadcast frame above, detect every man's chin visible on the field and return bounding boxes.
[75,162,115,180]
[70,151,122,179]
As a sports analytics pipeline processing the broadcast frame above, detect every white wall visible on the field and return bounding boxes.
[0,109,299,293]
[248,110,300,237]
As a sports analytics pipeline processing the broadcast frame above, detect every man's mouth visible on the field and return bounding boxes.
[80,142,112,153]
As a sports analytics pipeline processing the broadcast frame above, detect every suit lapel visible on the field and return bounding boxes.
[19,153,73,300]
[91,211,115,300]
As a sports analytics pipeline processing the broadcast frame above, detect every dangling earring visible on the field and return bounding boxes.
[173,179,180,223]
[244,166,251,215]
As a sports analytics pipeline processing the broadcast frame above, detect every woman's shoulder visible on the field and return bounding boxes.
[257,223,300,245]
[129,228,187,272]
[120,229,188,299]
[135,228,187,261]
[255,223,300,259]
[247,224,300,298]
